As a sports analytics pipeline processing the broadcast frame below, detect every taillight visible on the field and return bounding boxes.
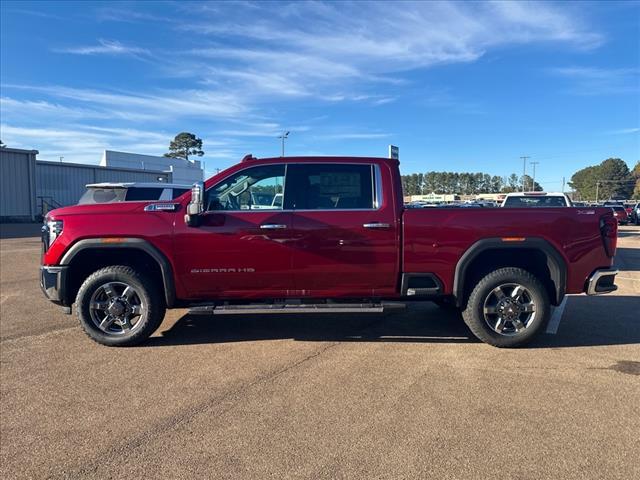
[600,214,617,258]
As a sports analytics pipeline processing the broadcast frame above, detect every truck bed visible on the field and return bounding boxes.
[402,207,614,297]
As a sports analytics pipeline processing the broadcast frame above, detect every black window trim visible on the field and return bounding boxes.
[205,162,383,213]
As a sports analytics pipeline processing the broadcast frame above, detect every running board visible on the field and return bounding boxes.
[189,303,404,315]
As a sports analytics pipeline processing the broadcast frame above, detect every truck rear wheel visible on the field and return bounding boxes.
[462,267,549,347]
[76,265,166,347]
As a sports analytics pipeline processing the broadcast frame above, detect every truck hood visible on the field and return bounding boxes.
[46,202,149,219]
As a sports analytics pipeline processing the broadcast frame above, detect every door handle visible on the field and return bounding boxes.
[363,222,391,229]
[260,223,288,230]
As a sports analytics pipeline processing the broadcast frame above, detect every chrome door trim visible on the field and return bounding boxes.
[363,222,391,229]
[260,224,288,230]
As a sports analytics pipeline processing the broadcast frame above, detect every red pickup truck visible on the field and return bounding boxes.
[41,155,619,347]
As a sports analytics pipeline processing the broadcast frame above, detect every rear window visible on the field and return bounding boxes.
[610,206,625,212]
[287,164,374,209]
[125,188,164,201]
[503,196,568,207]
[78,188,127,204]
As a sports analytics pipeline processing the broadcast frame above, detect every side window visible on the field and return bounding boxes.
[548,197,567,207]
[288,164,374,210]
[206,164,286,211]
[125,187,164,201]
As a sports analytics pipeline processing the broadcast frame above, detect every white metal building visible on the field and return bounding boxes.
[100,150,203,184]
[1,147,174,221]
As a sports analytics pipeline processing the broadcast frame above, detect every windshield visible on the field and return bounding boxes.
[503,196,567,207]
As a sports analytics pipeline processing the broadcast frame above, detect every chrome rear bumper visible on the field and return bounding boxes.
[586,268,618,295]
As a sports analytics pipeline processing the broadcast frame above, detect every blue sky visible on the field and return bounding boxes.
[1,0,638,190]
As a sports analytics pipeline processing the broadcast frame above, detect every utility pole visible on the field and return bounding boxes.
[530,161,540,191]
[562,176,565,193]
[595,181,600,203]
[520,156,529,191]
[278,131,290,157]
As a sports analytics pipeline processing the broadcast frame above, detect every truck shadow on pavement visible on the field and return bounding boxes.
[147,295,640,349]
[150,304,476,347]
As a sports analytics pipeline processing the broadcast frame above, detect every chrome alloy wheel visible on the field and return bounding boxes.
[482,283,536,336]
[89,281,144,335]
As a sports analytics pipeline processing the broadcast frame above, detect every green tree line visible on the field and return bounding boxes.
[401,172,542,196]
[569,158,639,201]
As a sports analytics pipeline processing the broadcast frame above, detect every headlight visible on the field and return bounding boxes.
[47,220,64,246]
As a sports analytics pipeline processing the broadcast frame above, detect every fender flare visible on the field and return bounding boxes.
[453,237,567,306]
[60,238,176,307]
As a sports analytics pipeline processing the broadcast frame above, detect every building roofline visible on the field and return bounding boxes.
[37,159,169,174]
[0,147,39,155]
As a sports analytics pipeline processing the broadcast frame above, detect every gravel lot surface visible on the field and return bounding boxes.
[1,225,638,479]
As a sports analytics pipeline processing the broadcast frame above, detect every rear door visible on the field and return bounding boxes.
[286,162,399,297]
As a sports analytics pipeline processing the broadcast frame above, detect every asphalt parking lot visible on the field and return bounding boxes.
[1,225,639,479]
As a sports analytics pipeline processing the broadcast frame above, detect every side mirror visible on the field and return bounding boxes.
[185,181,204,227]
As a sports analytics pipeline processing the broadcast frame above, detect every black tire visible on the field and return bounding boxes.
[76,265,166,346]
[462,267,550,348]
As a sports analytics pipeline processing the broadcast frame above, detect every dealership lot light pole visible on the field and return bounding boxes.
[278,131,290,157]
[531,161,540,191]
[520,156,529,191]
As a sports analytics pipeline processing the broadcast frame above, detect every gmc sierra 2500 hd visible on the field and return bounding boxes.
[41,155,619,347]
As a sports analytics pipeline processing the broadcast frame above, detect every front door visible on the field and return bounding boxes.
[286,163,400,297]
[173,163,294,300]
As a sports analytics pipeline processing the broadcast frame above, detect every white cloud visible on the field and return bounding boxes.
[2,1,608,165]
[54,39,150,56]
[182,2,602,69]
[3,84,248,121]
[0,96,107,120]
[606,127,640,135]
[0,123,243,166]
[551,66,640,95]
[1,124,115,163]
[175,1,602,102]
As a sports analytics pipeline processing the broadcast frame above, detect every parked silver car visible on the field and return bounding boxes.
[78,182,191,204]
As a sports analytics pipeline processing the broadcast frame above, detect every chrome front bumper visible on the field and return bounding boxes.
[586,268,618,295]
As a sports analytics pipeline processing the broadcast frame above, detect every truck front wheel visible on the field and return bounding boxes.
[76,265,166,346]
[462,267,550,347]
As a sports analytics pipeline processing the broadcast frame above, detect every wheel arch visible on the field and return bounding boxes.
[453,238,567,308]
[60,238,176,307]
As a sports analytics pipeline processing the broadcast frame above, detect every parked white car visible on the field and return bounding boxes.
[78,182,191,204]
[500,192,573,208]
